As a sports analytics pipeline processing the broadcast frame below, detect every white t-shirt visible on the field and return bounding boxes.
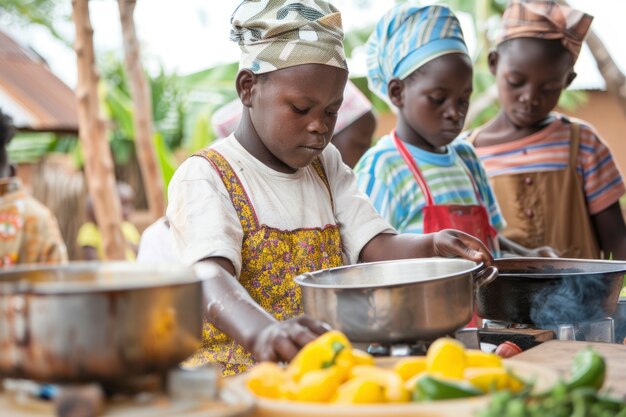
[167,135,395,275]
[136,217,180,264]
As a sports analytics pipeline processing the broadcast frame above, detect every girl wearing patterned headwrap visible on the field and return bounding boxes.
[466,0,626,260]
[167,0,494,375]
[354,3,553,270]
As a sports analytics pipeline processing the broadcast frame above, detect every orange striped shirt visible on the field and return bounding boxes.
[468,115,625,215]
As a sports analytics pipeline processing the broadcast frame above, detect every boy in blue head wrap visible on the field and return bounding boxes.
[355,4,558,267]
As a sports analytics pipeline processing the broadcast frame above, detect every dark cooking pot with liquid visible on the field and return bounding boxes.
[0,262,211,383]
[476,258,626,325]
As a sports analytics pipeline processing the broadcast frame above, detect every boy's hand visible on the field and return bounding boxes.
[251,316,331,363]
[432,229,494,266]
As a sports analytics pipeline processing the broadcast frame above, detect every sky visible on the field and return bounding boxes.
[2,0,625,90]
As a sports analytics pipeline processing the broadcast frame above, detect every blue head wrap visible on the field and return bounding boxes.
[366,4,469,105]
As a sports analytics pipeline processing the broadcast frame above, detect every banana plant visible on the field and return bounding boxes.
[96,57,241,189]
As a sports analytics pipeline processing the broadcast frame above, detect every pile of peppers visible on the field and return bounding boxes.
[479,348,626,417]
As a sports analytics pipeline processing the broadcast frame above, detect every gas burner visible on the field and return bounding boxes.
[362,328,481,357]
[483,317,615,343]
[366,342,430,357]
[482,320,531,330]
[542,317,615,343]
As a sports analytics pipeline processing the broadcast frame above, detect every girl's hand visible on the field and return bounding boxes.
[250,316,331,363]
[432,229,494,267]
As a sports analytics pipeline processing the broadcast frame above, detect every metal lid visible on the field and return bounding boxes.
[0,262,203,294]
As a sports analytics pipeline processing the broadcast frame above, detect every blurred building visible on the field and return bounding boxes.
[0,31,78,134]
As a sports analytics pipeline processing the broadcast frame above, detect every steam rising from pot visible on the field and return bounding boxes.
[530,273,613,325]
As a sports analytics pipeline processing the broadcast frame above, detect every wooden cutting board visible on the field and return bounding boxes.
[515,340,626,397]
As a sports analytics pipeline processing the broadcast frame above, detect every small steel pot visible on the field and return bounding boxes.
[295,258,497,343]
[0,262,204,383]
[476,257,626,325]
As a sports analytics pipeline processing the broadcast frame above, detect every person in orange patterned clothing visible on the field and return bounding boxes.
[0,109,68,266]
[168,0,493,376]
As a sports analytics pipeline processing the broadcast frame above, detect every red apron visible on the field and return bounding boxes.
[393,131,497,327]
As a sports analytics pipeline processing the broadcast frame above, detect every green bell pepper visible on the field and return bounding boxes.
[412,375,482,401]
[565,348,606,392]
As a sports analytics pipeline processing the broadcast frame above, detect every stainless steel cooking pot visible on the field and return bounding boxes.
[295,258,497,343]
[0,262,205,383]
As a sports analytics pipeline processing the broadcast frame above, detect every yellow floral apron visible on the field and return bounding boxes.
[187,149,344,375]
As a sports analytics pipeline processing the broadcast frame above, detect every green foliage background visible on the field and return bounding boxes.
[3,0,589,190]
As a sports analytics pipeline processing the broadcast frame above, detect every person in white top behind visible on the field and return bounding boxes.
[136,216,180,264]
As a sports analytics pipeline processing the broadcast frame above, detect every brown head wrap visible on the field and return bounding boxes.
[497,0,593,62]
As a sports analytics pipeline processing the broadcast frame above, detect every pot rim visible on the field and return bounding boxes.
[0,261,202,295]
[295,257,482,289]
[494,257,626,278]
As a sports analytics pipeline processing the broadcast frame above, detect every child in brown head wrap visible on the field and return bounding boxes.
[466,0,626,260]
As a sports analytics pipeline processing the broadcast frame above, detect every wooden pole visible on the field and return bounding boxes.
[72,0,125,260]
[119,0,165,220]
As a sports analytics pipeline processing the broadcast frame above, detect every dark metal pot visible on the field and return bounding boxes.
[295,258,497,343]
[0,262,205,383]
[476,258,626,325]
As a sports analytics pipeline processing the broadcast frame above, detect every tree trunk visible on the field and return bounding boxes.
[584,30,626,117]
[118,0,165,220]
[71,0,125,260]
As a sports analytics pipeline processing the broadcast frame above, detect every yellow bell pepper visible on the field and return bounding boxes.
[506,369,527,393]
[292,367,343,402]
[465,350,503,368]
[426,338,466,378]
[351,348,375,366]
[393,357,428,381]
[404,370,430,392]
[333,377,386,404]
[287,331,353,381]
[349,365,410,402]
[246,362,291,399]
[464,367,510,392]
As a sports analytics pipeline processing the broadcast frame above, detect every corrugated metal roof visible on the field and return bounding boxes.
[0,31,78,133]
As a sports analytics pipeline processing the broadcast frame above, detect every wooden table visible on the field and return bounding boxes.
[516,340,626,398]
[0,385,254,417]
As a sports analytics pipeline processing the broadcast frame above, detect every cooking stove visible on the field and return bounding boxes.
[483,317,615,343]
[0,366,253,417]
[360,317,616,358]
[361,328,482,357]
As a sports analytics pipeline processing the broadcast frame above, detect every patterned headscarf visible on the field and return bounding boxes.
[211,80,373,139]
[497,0,593,62]
[230,0,348,74]
[366,4,468,105]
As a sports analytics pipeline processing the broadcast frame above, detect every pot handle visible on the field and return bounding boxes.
[473,266,498,289]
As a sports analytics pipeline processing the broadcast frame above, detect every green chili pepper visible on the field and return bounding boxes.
[478,349,621,417]
[412,375,482,401]
[565,348,606,392]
